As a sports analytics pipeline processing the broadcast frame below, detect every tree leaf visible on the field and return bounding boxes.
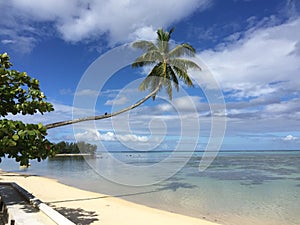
[12,134,19,141]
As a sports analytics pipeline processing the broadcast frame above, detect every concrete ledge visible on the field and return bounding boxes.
[0,182,75,225]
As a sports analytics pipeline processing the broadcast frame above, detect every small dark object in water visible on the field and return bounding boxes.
[105,112,107,115]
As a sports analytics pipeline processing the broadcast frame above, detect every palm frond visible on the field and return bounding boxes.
[172,66,194,87]
[168,27,175,37]
[132,50,163,68]
[161,66,172,100]
[167,65,179,92]
[157,27,174,40]
[164,78,173,100]
[170,58,201,71]
[132,41,158,52]
[139,63,164,99]
[156,28,163,41]
[156,28,169,41]
[168,43,196,58]
[132,60,155,68]
[156,28,174,53]
[138,75,152,92]
[151,76,163,100]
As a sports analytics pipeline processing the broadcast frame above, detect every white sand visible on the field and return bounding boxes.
[0,171,221,225]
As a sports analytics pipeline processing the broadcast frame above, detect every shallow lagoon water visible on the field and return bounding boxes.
[1,151,300,225]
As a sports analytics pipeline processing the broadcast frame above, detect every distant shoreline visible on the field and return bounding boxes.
[54,153,93,157]
[96,149,300,153]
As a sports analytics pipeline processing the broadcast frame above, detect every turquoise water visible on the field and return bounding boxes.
[1,151,300,225]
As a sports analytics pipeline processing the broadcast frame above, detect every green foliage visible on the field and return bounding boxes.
[54,141,97,156]
[0,53,54,116]
[0,52,56,166]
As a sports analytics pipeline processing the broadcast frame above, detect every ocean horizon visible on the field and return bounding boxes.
[1,150,300,225]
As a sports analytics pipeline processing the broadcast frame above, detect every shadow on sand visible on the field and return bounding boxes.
[53,206,99,225]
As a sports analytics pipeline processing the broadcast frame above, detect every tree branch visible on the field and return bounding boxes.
[45,84,161,129]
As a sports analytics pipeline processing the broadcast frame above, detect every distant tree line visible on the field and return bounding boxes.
[54,141,97,156]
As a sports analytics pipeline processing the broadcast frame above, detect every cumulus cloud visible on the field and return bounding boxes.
[75,130,113,141]
[0,0,212,51]
[282,135,298,141]
[199,17,300,98]
[194,14,300,128]
[75,130,148,142]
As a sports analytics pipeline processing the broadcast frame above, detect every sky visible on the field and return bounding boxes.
[1,0,300,151]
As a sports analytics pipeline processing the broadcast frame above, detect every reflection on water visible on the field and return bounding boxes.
[1,151,300,225]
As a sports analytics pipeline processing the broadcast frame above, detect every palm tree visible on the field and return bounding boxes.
[45,28,201,129]
[132,28,201,100]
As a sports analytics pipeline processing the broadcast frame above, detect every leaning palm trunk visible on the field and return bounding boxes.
[46,28,200,130]
[45,82,161,129]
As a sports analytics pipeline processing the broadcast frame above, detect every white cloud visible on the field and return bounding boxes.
[173,96,203,112]
[189,15,300,140]
[61,0,211,44]
[264,99,300,115]
[195,16,300,132]
[0,0,212,51]
[283,134,298,141]
[75,130,118,142]
[227,83,277,99]
[158,104,173,112]
[129,26,157,41]
[75,89,100,97]
[0,31,37,53]
[1,40,15,44]
[156,95,208,114]
[75,130,148,142]
[9,0,80,21]
[105,96,128,106]
[117,134,148,142]
[199,17,300,98]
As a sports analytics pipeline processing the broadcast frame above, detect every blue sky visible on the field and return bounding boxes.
[1,0,300,150]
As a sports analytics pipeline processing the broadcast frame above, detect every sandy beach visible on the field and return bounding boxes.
[0,171,220,225]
